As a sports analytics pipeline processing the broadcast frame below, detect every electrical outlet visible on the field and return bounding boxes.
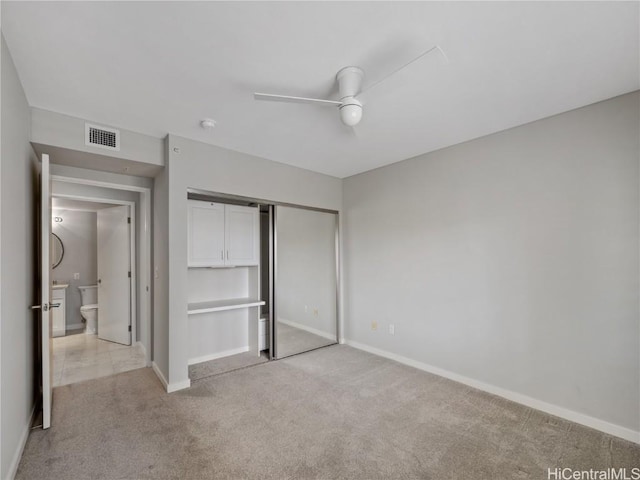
[371,321,378,331]
[389,324,395,335]
[73,273,80,280]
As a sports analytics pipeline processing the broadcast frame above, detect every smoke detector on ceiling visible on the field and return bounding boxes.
[85,123,120,151]
[200,118,216,129]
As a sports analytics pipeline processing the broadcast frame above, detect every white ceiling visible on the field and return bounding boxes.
[2,2,638,178]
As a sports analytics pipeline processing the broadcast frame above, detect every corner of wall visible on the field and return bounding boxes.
[1,33,37,480]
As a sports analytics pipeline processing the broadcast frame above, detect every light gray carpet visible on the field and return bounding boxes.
[189,351,269,382]
[17,345,639,479]
[276,321,336,358]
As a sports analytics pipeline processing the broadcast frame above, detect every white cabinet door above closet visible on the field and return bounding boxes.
[188,200,259,267]
[188,201,225,267]
[225,205,259,266]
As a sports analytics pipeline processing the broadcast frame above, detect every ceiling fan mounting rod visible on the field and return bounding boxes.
[336,66,364,99]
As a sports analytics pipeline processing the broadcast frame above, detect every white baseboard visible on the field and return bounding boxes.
[6,405,36,480]
[188,346,249,366]
[152,361,191,393]
[345,340,640,445]
[278,318,336,341]
[167,379,191,393]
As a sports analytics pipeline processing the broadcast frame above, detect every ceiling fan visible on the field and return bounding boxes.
[254,44,448,127]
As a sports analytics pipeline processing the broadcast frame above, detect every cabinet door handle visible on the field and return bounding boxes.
[221,250,224,260]
[226,250,229,260]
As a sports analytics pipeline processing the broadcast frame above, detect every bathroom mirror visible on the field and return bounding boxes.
[51,233,64,269]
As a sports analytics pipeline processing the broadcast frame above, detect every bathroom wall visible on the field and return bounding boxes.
[51,209,98,329]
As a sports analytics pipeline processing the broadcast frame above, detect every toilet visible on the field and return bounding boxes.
[78,285,99,334]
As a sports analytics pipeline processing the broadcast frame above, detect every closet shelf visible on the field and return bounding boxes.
[187,298,265,315]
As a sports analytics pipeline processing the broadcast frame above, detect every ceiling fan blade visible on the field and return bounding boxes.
[358,44,448,97]
[254,93,342,107]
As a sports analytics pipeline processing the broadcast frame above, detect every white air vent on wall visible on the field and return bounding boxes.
[85,123,120,151]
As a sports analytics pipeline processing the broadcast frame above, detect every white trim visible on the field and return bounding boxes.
[167,379,192,393]
[188,346,249,366]
[50,175,147,193]
[5,406,36,480]
[152,361,191,393]
[278,318,336,341]
[138,191,150,364]
[187,299,265,314]
[345,340,640,445]
[128,204,137,345]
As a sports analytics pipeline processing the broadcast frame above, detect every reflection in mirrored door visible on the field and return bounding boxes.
[273,206,338,359]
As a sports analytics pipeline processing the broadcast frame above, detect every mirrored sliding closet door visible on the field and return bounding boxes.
[273,206,338,359]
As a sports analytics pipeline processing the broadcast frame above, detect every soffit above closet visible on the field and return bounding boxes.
[3,2,638,178]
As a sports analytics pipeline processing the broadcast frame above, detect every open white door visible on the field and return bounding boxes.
[34,153,53,429]
[97,205,131,345]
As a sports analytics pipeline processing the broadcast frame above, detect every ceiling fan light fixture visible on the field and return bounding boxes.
[253,45,446,130]
[339,97,362,126]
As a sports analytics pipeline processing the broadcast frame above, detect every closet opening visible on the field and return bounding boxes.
[185,190,339,383]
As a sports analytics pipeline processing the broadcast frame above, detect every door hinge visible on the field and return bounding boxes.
[127,217,131,224]
[128,325,131,332]
[128,271,131,278]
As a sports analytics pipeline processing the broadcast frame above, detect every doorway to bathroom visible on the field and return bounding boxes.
[50,195,144,386]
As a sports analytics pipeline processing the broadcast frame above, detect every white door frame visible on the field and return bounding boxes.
[51,175,152,366]
[39,153,53,429]
[53,194,137,344]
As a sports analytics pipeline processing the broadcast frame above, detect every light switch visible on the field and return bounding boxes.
[73,273,80,280]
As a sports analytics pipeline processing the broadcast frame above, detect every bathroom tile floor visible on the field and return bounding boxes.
[52,331,146,387]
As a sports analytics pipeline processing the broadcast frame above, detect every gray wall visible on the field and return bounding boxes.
[51,163,153,190]
[31,108,164,173]
[0,35,38,480]
[51,209,97,329]
[343,91,640,434]
[155,134,342,387]
[153,158,169,379]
